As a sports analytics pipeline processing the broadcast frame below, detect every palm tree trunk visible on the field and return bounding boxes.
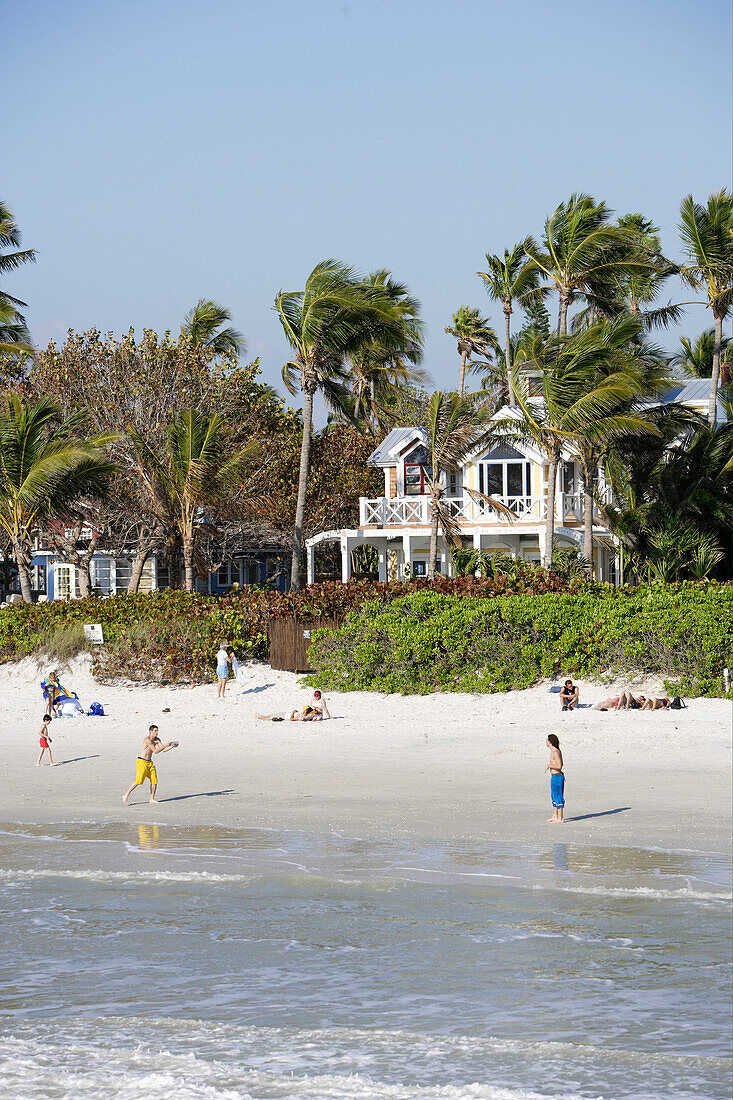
[709,312,722,427]
[458,349,468,396]
[183,533,195,592]
[428,491,440,579]
[291,384,315,590]
[558,290,571,337]
[11,536,33,603]
[582,476,594,575]
[504,304,514,404]
[544,454,558,567]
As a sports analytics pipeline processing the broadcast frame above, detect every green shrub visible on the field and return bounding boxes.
[306,583,733,697]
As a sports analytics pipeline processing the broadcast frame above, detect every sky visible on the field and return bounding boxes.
[4,0,732,418]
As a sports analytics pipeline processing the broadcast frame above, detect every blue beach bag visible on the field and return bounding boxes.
[87,702,105,716]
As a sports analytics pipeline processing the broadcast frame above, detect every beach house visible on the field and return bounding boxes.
[304,379,722,586]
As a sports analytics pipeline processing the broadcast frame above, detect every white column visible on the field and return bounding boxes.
[340,535,349,583]
[472,530,482,550]
[378,544,387,582]
[306,541,315,586]
[402,532,411,578]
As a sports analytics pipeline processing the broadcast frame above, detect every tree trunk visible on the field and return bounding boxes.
[709,312,722,427]
[428,490,440,579]
[369,377,376,431]
[11,536,33,603]
[504,303,514,404]
[558,289,572,337]
[582,469,594,576]
[77,562,91,597]
[127,546,151,594]
[544,454,558,568]
[291,384,315,590]
[457,348,467,396]
[183,533,195,592]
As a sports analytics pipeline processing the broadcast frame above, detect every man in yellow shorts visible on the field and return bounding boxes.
[123,725,178,805]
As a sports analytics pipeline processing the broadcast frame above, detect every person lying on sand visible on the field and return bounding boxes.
[559,680,579,711]
[594,692,647,711]
[123,725,178,805]
[641,697,671,711]
[255,707,321,723]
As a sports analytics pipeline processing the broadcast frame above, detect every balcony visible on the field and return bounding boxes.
[359,491,613,528]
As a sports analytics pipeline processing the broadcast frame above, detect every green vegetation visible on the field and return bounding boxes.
[307,583,733,698]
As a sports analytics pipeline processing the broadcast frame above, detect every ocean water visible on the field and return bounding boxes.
[0,823,730,1099]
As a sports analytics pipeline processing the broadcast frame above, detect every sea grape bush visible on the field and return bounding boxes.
[1,577,729,693]
[306,583,733,697]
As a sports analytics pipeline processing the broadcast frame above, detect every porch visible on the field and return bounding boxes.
[359,490,613,528]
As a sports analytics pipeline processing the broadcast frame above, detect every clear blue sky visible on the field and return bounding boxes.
[5,0,732,415]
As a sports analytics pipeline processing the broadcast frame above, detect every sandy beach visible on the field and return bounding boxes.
[5,655,731,853]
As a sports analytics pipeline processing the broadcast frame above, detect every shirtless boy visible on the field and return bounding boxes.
[36,714,55,767]
[545,734,565,823]
[122,725,178,805]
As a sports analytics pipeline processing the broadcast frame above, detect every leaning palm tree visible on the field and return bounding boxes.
[678,190,733,426]
[477,239,543,404]
[129,408,257,592]
[525,193,658,336]
[182,299,247,358]
[276,260,416,588]
[0,396,116,602]
[444,306,500,395]
[424,392,513,578]
[0,200,36,372]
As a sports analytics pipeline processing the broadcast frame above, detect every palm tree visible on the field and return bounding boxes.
[477,239,543,404]
[424,392,512,578]
[276,260,415,589]
[671,329,732,378]
[349,270,425,433]
[525,193,657,336]
[129,408,256,592]
[498,324,656,567]
[0,200,36,371]
[182,299,246,358]
[678,190,733,426]
[0,396,115,602]
[444,307,499,395]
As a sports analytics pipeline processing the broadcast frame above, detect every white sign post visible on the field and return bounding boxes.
[84,624,104,645]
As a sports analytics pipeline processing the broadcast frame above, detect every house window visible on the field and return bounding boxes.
[217,563,230,586]
[478,445,531,498]
[561,462,576,494]
[403,444,429,496]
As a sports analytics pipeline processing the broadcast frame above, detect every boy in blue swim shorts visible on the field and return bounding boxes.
[545,734,565,823]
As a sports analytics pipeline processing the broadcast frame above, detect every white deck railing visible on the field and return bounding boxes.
[360,491,613,528]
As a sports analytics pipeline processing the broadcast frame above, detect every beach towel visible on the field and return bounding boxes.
[231,655,251,684]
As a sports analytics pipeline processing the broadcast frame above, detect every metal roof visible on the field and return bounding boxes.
[368,427,426,466]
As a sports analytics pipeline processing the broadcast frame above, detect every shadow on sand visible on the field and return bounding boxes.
[238,683,275,696]
[566,807,631,822]
[56,754,101,766]
[156,789,235,803]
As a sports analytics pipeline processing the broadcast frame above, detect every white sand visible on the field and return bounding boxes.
[4,655,731,852]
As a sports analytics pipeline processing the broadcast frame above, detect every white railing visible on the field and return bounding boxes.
[360,492,612,527]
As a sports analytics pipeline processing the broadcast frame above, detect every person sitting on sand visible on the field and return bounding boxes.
[559,680,579,711]
[310,690,330,719]
[641,696,671,711]
[36,714,55,767]
[122,725,178,805]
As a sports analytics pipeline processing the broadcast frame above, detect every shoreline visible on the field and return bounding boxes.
[4,655,732,855]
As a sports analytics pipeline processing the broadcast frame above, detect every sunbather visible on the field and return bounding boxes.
[641,696,671,711]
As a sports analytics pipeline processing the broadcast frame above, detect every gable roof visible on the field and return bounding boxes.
[368,427,427,466]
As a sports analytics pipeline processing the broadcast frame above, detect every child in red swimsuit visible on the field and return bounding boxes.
[36,715,55,767]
